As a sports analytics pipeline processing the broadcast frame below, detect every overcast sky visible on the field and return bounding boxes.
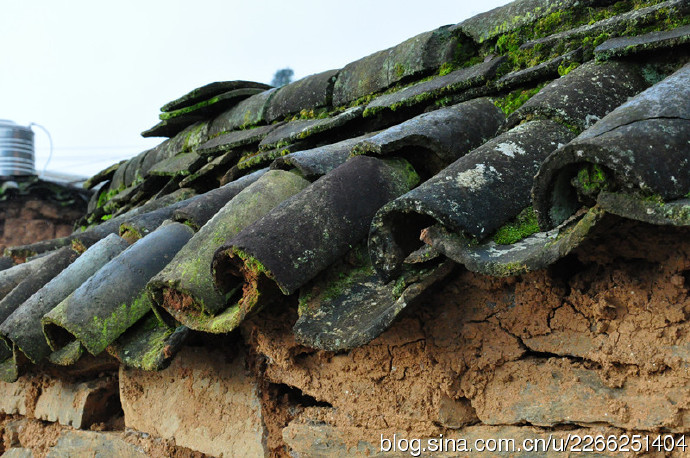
[1,0,510,178]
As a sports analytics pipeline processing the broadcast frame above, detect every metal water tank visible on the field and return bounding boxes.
[0,119,36,177]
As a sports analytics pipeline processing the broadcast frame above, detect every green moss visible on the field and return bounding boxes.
[582,32,611,48]
[482,0,668,74]
[232,248,268,276]
[438,62,455,76]
[575,163,609,195]
[160,95,221,120]
[391,276,406,298]
[325,265,374,302]
[274,140,291,150]
[286,108,329,122]
[493,83,545,115]
[435,96,453,107]
[86,290,153,354]
[642,193,665,203]
[239,148,290,170]
[394,63,407,78]
[492,206,540,245]
[495,32,523,54]
[100,214,113,221]
[489,261,529,277]
[96,185,123,209]
[558,62,580,76]
[381,158,421,190]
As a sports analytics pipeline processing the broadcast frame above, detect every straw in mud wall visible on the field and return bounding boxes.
[42,222,194,357]
[148,170,310,333]
[211,155,420,327]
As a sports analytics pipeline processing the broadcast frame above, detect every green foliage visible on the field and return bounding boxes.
[492,207,540,245]
[271,68,294,88]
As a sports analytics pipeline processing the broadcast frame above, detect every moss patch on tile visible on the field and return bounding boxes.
[492,206,541,245]
[493,83,546,115]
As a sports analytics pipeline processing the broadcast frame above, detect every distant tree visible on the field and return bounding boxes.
[271,68,294,87]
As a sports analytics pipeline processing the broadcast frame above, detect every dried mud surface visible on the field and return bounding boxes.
[242,218,690,451]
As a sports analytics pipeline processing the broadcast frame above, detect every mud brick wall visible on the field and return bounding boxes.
[0,198,84,254]
[243,218,690,456]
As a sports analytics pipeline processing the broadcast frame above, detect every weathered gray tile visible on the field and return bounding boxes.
[160,80,271,112]
[364,57,505,116]
[596,24,690,61]
[333,26,458,106]
[265,69,338,122]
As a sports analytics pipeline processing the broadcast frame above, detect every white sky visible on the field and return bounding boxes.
[1,0,511,178]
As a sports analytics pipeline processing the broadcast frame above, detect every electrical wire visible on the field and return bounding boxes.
[28,122,53,174]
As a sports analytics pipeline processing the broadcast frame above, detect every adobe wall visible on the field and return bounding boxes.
[0,197,84,255]
[2,216,689,457]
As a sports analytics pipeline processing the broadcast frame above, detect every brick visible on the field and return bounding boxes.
[34,378,118,429]
[119,346,266,457]
[0,377,31,416]
[283,413,624,457]
[45,431,146,458]
[474,358,690,432]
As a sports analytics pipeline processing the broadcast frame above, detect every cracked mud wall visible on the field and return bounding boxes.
[242,215,690,455]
